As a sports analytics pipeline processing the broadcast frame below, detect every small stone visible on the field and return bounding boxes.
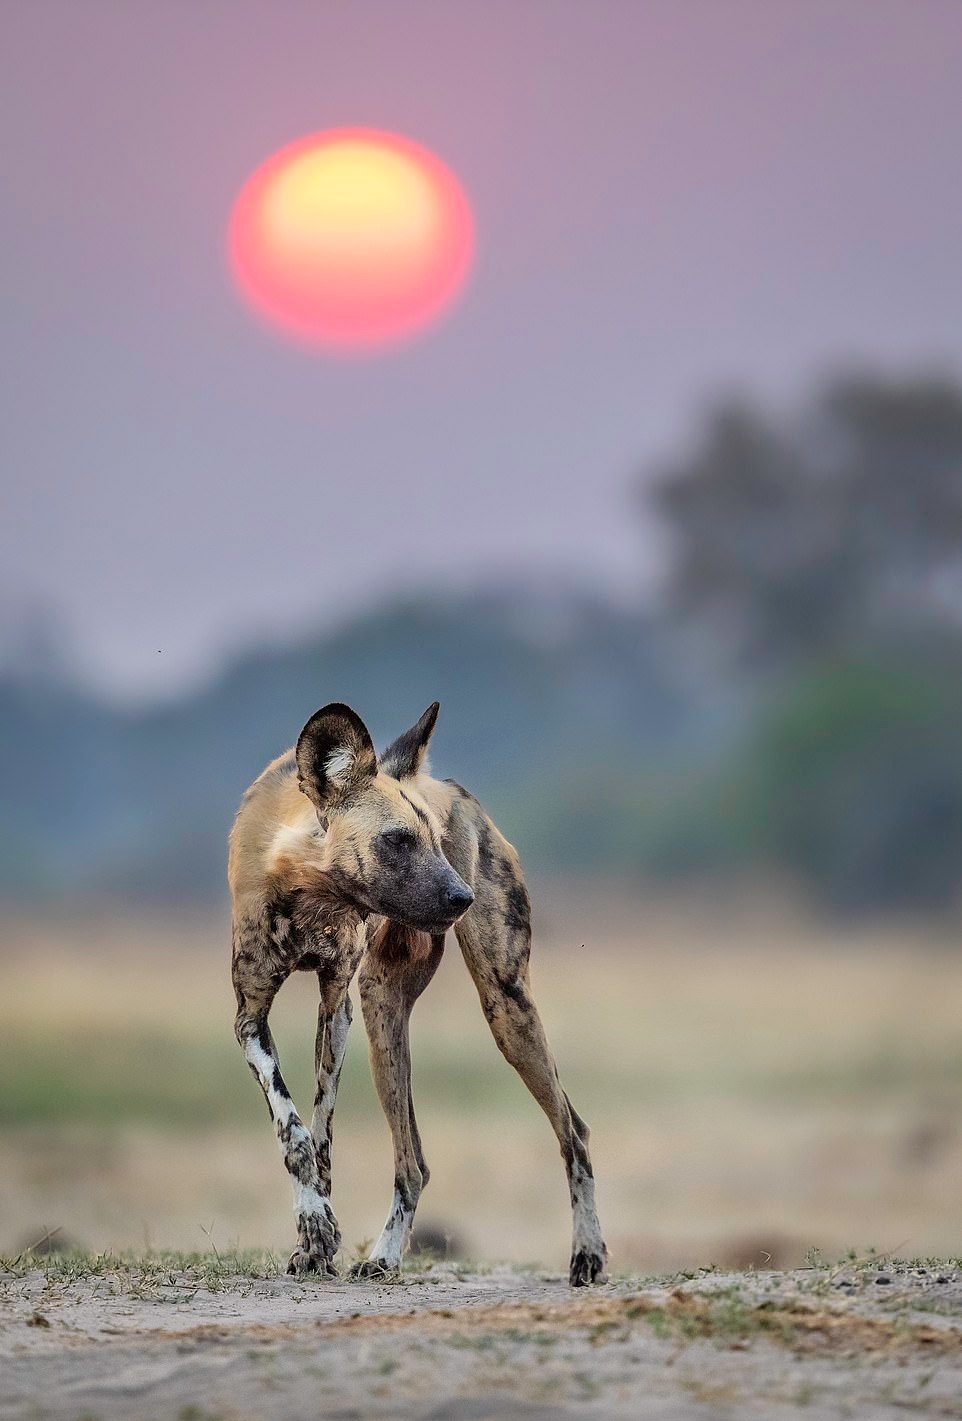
[936,1275,950,1285]
[875,1274,891,1285]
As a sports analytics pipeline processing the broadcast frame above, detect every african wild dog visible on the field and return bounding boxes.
[228,701,607,1285]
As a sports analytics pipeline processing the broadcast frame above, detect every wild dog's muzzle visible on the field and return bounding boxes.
[416,867,474,932]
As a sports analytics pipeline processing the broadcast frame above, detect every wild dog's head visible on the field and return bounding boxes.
[295,701,474,933]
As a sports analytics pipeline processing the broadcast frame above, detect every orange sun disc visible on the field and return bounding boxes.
[228,128,474,350]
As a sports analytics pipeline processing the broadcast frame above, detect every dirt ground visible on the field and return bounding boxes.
[3,1257,962,1420]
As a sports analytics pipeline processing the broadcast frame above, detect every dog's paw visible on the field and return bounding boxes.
[349,1257,401,1283]
[287,1205,339,1277]
[569,1246,608,1287]
[287,1245,339,1277]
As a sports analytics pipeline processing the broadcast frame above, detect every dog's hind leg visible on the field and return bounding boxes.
[455,879,608,1287]
[352,933,444,1279]
[232,947,339,1276]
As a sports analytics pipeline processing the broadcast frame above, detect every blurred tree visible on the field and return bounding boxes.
[0,592,692,902]
[651,375,962,670]
[644,374,962,912]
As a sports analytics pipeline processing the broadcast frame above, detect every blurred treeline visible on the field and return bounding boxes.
[4,371,962,915]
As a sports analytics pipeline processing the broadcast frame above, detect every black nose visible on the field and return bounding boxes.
[443,883,474,914]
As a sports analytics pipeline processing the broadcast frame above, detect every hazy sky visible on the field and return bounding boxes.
[4,1,962,698]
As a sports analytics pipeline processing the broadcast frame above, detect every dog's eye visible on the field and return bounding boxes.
[381,826,417,850]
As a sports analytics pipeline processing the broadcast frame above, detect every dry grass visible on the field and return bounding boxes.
[2,889,961,1272]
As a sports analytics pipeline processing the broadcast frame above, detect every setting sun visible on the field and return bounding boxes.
[228,129,473,350]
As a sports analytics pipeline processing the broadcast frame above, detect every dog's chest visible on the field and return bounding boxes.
[269,895,366,977]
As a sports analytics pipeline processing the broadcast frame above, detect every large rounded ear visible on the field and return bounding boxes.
[295,703,377,809]
[379,701,440,780]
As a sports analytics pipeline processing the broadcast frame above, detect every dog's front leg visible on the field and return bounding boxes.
[310,921,367,1197]
[234,968,339,1276]
[352,946,442,1279]
[311,972,364,1200]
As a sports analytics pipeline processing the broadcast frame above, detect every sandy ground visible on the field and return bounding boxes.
[3,1261,962,1420]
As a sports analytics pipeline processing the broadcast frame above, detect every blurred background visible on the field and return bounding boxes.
[3,0,962,1273]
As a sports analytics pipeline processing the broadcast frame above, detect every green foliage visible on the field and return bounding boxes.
[735,661,962,910]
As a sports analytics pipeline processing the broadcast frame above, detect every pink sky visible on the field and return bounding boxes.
[3,1,961,697]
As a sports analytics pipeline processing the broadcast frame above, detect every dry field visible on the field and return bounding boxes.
[2,889,961,1272]
[3,890,962,1417]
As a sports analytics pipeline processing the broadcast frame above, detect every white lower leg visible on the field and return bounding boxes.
[244,1033,338,1262]
[368,1188,415,1268]
[571,1172,605,1258]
